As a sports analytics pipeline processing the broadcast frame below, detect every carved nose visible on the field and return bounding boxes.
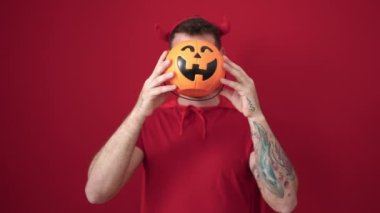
[194,53,201,58]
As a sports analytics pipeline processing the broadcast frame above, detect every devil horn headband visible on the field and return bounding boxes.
[155,16,231,42]
[218,16,230,35]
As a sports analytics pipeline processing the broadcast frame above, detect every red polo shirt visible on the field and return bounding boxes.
[136,95,262,213]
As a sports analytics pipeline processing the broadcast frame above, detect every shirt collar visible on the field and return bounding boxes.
[160,94,235,110]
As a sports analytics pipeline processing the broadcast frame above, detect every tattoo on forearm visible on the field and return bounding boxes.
[252,122,284,198]
[272,140,296,180]
[251,121,295,198]
[246,97,256,112]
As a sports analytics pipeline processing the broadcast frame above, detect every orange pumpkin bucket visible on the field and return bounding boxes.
[165,40,225,98]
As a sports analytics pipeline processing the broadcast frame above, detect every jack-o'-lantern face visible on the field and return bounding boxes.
[165,40,225,97]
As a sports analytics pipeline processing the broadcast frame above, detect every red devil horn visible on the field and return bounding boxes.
[217,16,230,36]
[155,24,170,42]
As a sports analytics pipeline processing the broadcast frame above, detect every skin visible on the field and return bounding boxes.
[220,56,299,212]
[85,32,298,212]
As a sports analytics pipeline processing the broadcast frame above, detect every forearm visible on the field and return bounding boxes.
[85,108,145,202]
[249,115,298,213]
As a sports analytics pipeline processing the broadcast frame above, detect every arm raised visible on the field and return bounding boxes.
[220,55,298,212]
[85,51,176,204]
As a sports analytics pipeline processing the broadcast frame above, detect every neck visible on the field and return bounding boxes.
[177,93,220,108]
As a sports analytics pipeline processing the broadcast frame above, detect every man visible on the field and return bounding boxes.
[85,17,298,213]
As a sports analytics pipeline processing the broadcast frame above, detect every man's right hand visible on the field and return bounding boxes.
[133,50,176,118]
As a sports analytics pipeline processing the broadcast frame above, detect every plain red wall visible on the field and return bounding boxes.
[1,0,379,212]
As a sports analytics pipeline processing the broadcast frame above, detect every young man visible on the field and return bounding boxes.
[85,17,298,213]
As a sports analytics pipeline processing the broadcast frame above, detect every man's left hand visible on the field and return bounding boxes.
[220,55,263,118]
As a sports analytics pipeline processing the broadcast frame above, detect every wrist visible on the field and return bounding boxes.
[129,107,148,124]
[248,112,266,123]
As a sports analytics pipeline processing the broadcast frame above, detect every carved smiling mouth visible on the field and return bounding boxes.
[177,56,217,81]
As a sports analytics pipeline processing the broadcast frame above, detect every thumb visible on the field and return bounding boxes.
[220,88,233,102]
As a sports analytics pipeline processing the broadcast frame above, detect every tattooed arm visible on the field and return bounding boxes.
[249,115,298,212]
[220,55,298,212]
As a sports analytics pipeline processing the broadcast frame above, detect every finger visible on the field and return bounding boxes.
[156,50,168,67]
[151,59,171,79]
[220,78,244,91]
[150,72,175,88]
[219,88,234,102]
[150,85,176,96]
[223,55,251,82]
[152,50,168,73]
[224,55,243,72]
[152,51,170,77]
[223,62,246,83]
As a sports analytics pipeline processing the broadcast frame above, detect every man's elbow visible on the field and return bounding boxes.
[85,183,112,204]
[271,196,298,213]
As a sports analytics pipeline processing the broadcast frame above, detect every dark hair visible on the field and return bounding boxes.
[169,17,222,49]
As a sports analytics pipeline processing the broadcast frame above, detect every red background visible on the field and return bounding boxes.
[1,0,379,212]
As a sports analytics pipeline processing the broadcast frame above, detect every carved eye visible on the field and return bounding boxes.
[201,46,213,53]
[165,39,225,98]
[181,45,195,52]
